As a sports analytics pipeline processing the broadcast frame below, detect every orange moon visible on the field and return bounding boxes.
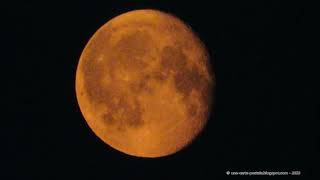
[76,9,214,158]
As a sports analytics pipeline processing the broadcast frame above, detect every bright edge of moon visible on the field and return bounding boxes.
[76,9,215,158]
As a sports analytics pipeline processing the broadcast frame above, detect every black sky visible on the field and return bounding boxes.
[3,0,318,179]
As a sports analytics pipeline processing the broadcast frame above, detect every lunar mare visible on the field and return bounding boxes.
[76,9,214,157]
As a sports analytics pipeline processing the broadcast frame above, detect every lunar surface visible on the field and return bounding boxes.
[76,9,214,158]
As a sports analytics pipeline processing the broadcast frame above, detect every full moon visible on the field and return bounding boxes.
[76,9,214,158]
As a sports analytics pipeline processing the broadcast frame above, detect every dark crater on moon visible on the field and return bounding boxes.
[101,97,144,131]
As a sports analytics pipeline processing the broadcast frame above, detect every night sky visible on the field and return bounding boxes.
[4,1,318,179]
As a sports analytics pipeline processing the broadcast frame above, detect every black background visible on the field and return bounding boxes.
[4,0,318,179]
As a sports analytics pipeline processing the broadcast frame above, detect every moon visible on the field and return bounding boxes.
[76,9,214,158]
